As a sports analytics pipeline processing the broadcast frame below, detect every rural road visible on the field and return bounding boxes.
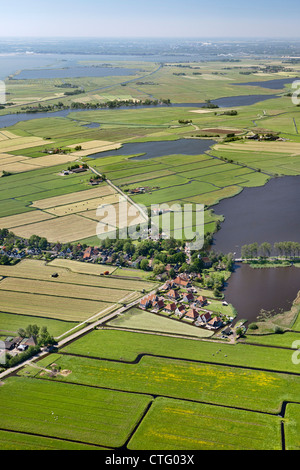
[0,293,147,380]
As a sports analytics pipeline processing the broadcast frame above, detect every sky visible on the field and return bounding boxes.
[1,0,300,38]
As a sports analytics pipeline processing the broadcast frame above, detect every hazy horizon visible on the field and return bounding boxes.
[1,0,300,39]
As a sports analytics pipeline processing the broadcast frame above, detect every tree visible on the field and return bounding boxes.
[38,326,56,347]
[153,263,165,276]
[241,244,251,259]
[236,327,244,337]
[249,242,258,259]
[18,324,39,339]
[259,242,271,258]
[38,237,48,250]
[140,259,149,271]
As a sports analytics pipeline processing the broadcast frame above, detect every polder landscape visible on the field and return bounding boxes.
[2,37,300,453]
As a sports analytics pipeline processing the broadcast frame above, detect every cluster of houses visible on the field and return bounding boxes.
[139,274,226,331]
[0,335,37,355]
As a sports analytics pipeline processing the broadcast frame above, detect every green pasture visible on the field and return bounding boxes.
[30,352,300,414]
[60,329,300,375]
[0,311,77,338]
[0,377,152,448]
[107,307,214,338]
[128,397,281,450]
[0,430,102,450]
[284,403,300,450]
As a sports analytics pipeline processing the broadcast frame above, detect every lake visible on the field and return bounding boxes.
[89,138,216,160]
[212,175,300,257]
[213,174,300,323]
[235,77,299,90]
[15,65,139,80]
[224,263,300,324]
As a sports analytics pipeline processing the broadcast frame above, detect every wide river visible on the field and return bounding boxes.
[0,93,281,129]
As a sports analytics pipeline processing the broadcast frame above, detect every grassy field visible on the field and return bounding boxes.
[0,377,152,448]
[60,328,300,374]
[0,311,78,338]
[107,307,214,338]
[0,259,155,291]
[0,430,103,450]
[128,397,281,450]
[25,352,300,414]
[284,403,300,450]
[0,259,155,335]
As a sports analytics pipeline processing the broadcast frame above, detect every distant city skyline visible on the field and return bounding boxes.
[1,0,300,39]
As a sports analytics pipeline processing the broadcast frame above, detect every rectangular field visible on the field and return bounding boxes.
[128,397,281,450]
[0,290,112,322]
[0,277,136,303]
[11,214,99,243]
[33,352,300,413]
[107,307,213,338]
[0,259,155,292]
[31,184,115,210]
[0,377,152,448]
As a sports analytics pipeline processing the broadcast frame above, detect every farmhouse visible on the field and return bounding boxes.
[166,289,180,300]
[164,303,177,313]
[182,292,194,303]
[140,297,152,310]
[175,304,186,317]
[196,295,207,307]
[185,308,199,321]
[129,187,145,194]
[139,293,159,310]
[199,312,211,323]
[174,276,192,288]
[207,317,223,329]
[17,336,37,351]
[152,299,165,311]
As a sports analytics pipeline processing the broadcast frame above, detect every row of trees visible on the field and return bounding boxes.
[241,241,300,259]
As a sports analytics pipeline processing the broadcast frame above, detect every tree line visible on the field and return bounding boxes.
[241,241,300,259]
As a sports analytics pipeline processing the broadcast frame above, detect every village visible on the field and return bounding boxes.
[138,272,234,336]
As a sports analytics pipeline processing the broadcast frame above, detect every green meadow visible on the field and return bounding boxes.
[128,397,281,450]
[0,377,152,448]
